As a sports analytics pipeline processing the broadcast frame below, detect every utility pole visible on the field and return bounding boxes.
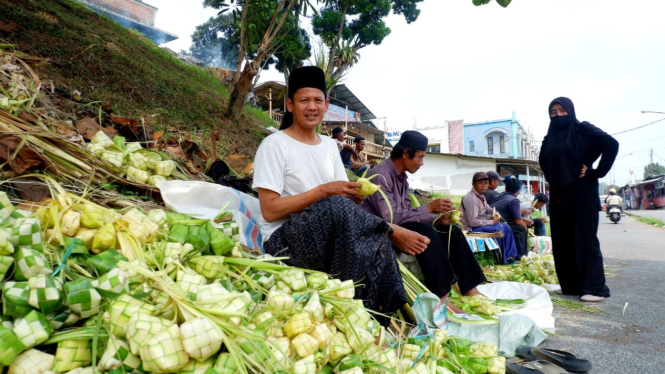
[651,148,654,175]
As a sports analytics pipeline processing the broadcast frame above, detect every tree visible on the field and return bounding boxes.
[200,0,316,120]
[311,0,423,95]
[644,162,665,179]
[472,0,512,7]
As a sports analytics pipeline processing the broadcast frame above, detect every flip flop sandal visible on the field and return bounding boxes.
[532,347,592,373]
[506,360,568,374]
[515,345,538,361]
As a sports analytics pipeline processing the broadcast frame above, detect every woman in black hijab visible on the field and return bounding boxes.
[540,97,618,302]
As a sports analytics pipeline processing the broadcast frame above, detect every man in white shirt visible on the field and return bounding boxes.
[605,189,623,215]
[252,66,428,318]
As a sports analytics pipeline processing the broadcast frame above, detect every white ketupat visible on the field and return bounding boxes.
[281,269,307,291]
[470,342,498,358]
[86,142,105,156]
[73,228,97,249]
[7,349,54,374]
[140,324,190,373]
[309,323,333,349]
[176,268,208,293]
[126,166,150,184]
[126,312,173,355]
[146,209,168,227]
[148,175,168,186]
[12,310,53,349]
[284,313,312,338]
[328,332,353,365]
[346,325,375,352]
[293,354,316,374]
[339,368,364,374]
[98,335,143,372]
[125,142,143,154]
[51,339,91,373]
[11,218,43,252]
[91,130,114,148]
[266,289,295,315]
[487,356,506,374]
[108,294,155,337]
[101,150,123,168]
[155,160,176,176]
[336,279,356,299]
[303,292,325,323]
[180,317,224,362]
[127,151,149,170]
[291,333,319,358]
[253,311,284,338]
[380,347,399,369]
[60,210,81,237]
[401,344,422,361]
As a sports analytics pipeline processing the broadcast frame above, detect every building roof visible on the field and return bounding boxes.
[463,118,512,126]
[328,84,376,121]
[425,151,543,172]
[254,81,377,121]
[80,3,177,44]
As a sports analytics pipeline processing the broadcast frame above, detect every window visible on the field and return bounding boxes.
[427,144,441,153]
[487,136,494,155]
[499,135,505,153]
[469,140,475,152]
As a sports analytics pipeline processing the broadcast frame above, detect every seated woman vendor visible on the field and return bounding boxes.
[252,66,429,318]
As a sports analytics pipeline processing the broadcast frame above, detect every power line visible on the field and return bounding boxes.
[611,117,665,136]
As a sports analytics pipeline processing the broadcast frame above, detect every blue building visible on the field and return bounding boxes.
[462,112,537,161]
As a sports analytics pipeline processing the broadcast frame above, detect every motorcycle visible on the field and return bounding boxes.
[608,205,622,224]
[648,197,657,210]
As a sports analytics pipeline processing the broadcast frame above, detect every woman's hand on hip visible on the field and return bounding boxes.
[580,164,588,178]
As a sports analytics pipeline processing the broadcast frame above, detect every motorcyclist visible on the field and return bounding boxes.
[605,189,624,216]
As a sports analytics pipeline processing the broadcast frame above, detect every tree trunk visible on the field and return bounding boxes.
[225,61,260,119]
[326,3,349,78]
[233,0,251,85]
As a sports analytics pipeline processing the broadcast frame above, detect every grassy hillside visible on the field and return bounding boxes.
[0,0,272,156]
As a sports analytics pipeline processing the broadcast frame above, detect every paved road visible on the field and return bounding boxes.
[539,214,665,373]
[626,208,665,222]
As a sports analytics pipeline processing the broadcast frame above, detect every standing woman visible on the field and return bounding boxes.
[540,97,618,302]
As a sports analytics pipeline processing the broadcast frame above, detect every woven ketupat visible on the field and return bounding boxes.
[221,221,240,242]
[0,255,14,281]
[92,267,129,294]
[27,275,64,314]
[11,218,43,252]
[2,281,34,317]
[51,339,92,372]
[0,191,15,222]
[85,249,127,274]
[250,270,275,289]
[13,247,52,281]
[65,278,102,318]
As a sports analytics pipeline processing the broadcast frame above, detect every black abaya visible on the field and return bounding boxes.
[541,97,618,297]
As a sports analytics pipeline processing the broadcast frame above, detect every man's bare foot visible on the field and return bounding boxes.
[441,295,465,314]
[463,288,487,298]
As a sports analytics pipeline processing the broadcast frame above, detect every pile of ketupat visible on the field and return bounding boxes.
[483,254,559,286]
[0,184,508,374]
[86,131,179,187]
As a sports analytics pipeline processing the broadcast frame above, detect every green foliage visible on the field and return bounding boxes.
[472,0,512,7]
[644,162,665,179]
[0,0,275,157]
[195,0,311,74]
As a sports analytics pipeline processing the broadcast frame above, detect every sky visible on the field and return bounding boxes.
[145,0,665,186]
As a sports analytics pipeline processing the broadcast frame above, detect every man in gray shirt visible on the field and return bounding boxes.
[361,131,486,312]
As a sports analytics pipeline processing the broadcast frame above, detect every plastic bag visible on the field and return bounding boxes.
[157,181,264,252]
[413,281,553,357]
